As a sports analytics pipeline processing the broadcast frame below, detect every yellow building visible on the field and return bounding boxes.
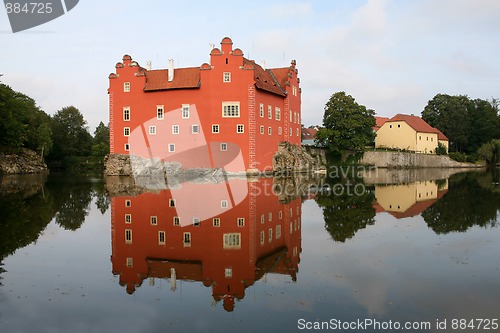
[375,114,449,154]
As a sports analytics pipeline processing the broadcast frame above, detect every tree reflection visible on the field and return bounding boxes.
[315,178,376,242]
[422,171,500,234]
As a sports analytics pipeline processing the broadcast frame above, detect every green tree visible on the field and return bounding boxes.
[478,139,500,166]
[48,106,92,161]
[315,92,375,157]
[422,94,472,153]
[91,121,110,158]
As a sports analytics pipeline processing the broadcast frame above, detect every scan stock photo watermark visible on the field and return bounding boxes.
[3,0,79,32]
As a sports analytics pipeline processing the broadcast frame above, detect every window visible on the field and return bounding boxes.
[173,216,180,226]
[261,214,265,224]
[125,229,132,244]
[222,102,240,118]
[213,218,220,227]
[124,82,130,92]
[212,124,219,133]
[279,210,283,219]
[193,218,201,226]
[225,268,232,278]
[237,218,245,227]
[268,212,272,222]
[221,200,228,208]
[260,104,264,118]
[168,144,175,152]
[172,125,179,134]
[150,216,158,225]
[125,200,131,207]
[158,231,166,245]
[292,85,297,96]
[223,72,231,82]
[419,136,422,140]
[268,127,272,135]
[223,233,241,249]
[126,257,133,267]
[123,107,130,121]
[124,143,130,151]
[290,110,292,122]
[268,105,272,119]
[157,106,164,120]
[183,232,191,246]
[268,228,273,242]
[276,225,282,239]
[278,127,282,135]
[236,124,244,133]
[220,143,228,151]
[275,107,281,120]
[260,126,264,134]
[296,128,299,136]
[149,126,156,135]
[125,214,132,224]
[182,104,190,119]
[260,231,265,245]
[390,125,393,128]
[124,127,130,136]
[290,128,292,137]
[191,124,200,134]
[169,199,176,207]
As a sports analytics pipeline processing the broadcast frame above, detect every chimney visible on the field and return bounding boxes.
[168,59,174,82]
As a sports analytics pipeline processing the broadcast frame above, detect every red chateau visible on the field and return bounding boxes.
[110,178,302,312]
[108,37,302,173]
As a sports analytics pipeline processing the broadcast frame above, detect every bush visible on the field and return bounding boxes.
[435,142,448,155]
[449,152,467,162]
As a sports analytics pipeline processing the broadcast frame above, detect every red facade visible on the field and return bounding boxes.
[108,37,302,173]
[110,178,302,311]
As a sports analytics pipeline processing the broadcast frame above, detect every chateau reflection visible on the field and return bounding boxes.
[373,180,448,219]
[110,177,302,312]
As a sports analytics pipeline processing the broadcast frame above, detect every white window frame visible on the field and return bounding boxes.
[191,124,200,134]
[260,125,264,134]
[259,103,264,118]
[123,107,130,121]
[158,231,166,245]
[182,104,190,119]
[125,214,132,224]
[268,105,272,119]
[275,107,281,120]
[172,125,179,135]
[126,257,133,267]
[173,216,180,226]
[236,124,244,134]
[223,233,241,249]
[268,228,273,242]
[169,199,176,207]
[125,200,131,207]
[221,200,228,209]
[268,127,272,135]
[150,216,158,225]
[149,126,156,135]
[223,72,231,82]
[157,105,164,120]
[290,128,293,137]
[276,225,282,239]
[220,143,228,151]
[260,231,265,245]
[222,102,240,118]
[213,218,220,227]
[124,127,130,137]
[237,218,245,227]
[125,229,132,244]
[193,217,201,227]
[124,143,130,151]
[212,124,220,133]
[225,268,233,278]
[183,232,191,247]
[278,127,282,135]
[124,82,130,92]
[168,144,175,153]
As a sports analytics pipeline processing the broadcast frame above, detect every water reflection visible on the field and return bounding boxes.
[108,177,302,312]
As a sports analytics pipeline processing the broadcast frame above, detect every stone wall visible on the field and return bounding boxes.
[360,151,483,169]
[272,142,326,175]
[0,149,48,174]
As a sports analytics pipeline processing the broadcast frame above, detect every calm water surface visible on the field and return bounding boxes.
[0,171,499,333]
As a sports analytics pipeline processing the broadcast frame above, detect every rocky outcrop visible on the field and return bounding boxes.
[273,142,326,175]
[361,151,483,169]
[0,149,48,174]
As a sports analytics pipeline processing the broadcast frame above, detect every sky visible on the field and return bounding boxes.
[1,0,499,132]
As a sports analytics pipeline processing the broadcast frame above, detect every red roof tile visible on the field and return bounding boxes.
[301,127,317,140]
[374,116,390,131]
[144,67,200,91]
[243,58,286,97]
[388,114,446,138]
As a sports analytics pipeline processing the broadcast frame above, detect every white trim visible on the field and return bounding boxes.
[236,124,244,133]
[157,105,164,120]
[222,102,240,118]
[149,126,156,135]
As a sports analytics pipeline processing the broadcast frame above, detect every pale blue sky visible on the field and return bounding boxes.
[1,0,499,132]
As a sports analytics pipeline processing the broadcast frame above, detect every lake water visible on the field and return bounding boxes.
[0,170,499,333]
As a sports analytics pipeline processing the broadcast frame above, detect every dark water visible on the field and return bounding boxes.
[0,171,499,333]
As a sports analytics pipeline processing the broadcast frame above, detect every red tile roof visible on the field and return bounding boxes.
[387,114,448,141]
[144,67,200,91]
[301,127,317,140]
[374,116,390,131]
[243,58,287,96]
